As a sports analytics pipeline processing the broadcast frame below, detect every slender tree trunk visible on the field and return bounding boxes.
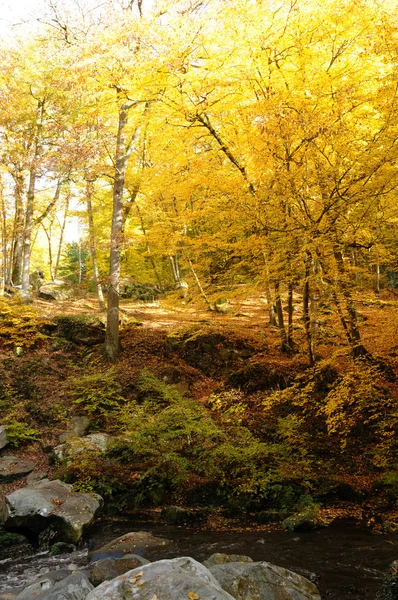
[105,100,130,360]
[135,203,164,291]
[287,281,294,348]
[54,190,71,280]
[169,254,181,284]
[187,258,213,310]
[21,100,44,300]
[86,179,105,311]
[303,254,314,366]
[274,280,288,351]
[21,164,37,300]
[261,250,277,325]
[41,223,54,281]
[78,241,83,285]
[375,262,380,293]
[10,172,25,285]
[333,246,367,357]
[332,290,352,345]
[0,178,7,295]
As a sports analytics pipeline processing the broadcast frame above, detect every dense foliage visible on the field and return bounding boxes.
[1,0,398,359]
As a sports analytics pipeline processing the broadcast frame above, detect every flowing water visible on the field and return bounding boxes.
[0,519,396,599]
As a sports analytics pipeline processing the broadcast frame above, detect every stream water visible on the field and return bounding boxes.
[0,519,396,599]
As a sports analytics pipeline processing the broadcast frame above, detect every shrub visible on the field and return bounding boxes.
[5,420,40,447]
[0,299,51,349]
[68,367,125,423]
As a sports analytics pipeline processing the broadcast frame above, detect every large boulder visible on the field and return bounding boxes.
[6,479,102,543]
[0,425,8,450]
[119,280,161,301]
[54,434,109,461]
[54,316,105,346]
[27,572,93,600]
[85,557,235,600]
[90,531,174,560]
[15,578,54,600]
[0,455,36,483]
[58,417,91,443]
[88,556,150,587]
[203,553,254,568]
[38,281,74,302]
[209,561,321,600]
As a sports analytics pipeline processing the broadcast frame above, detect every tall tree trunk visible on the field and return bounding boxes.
[261,250,277,326]
[274,280,288,351]
[78,240,83,285]
[41,223,54,281]
[187,258,213,310]
[303,254,314,366]
[21,164,37,300]
[135,203,164,291]
[86,179,106,311]
[333,246,367,357]
[105,100,130,360]
[54,190,71,280]
[287,281,294,349]
[375,262,380,293]
[0,178,7,295]
[10,171,25,285]
[169,254,181,284]
[21,100,44,300]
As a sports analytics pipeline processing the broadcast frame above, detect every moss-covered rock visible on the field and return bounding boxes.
[54,315,105,346]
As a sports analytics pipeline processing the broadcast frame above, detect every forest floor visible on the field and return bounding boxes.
[1,289,397,533]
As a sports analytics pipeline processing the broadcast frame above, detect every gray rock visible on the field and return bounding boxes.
[86,557,234,600]
[6,479,102,543]
[90,531,173,560]
[88,556,150,586]
[15,578,53,600]
[0,589,20,600]
[2,571,76,600]
[26,472,47,485]
[0,426,8,449]
[54,434,109,461]
[39,281,73,302]
[203,553,254,568]
[59,417,91,443]
[209,561,321,600]
[0,456,36,482]
[36,572,93,600]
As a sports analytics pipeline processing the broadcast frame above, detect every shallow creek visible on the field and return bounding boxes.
[0,519,396,599]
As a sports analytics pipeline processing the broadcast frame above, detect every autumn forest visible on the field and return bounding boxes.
[0,1,397,596]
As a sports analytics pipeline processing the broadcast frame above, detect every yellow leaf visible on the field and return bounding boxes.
[129,571,144,584]
[188,593,200,600]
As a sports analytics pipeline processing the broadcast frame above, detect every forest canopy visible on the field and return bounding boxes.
[1,0,398,359]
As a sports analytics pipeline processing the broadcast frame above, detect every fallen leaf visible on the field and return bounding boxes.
[129,571,144,584]
[188,593,200,600]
